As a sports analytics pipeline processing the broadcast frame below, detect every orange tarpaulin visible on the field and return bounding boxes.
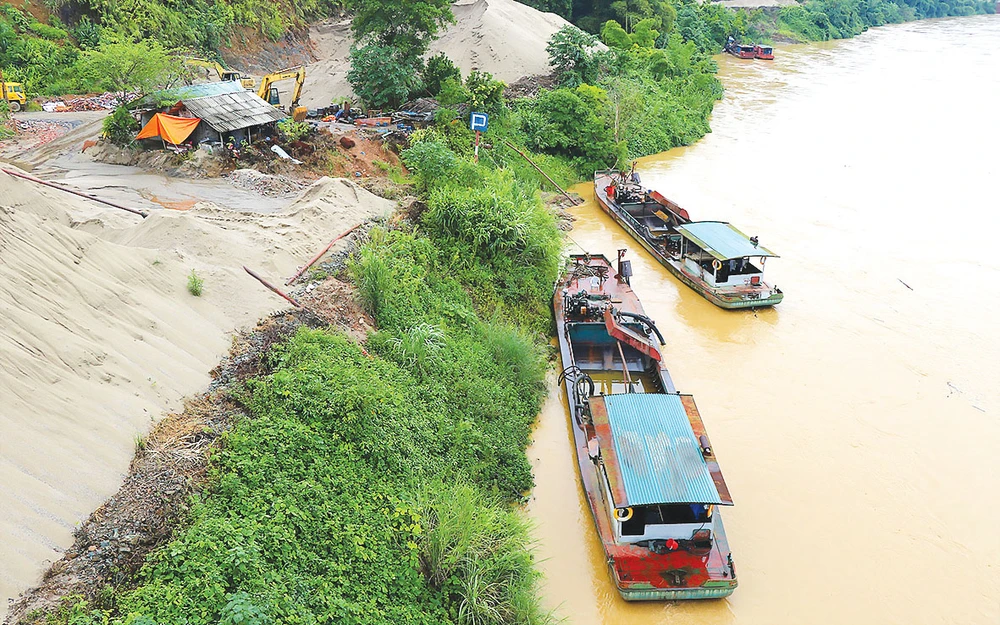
[136,113,201,145]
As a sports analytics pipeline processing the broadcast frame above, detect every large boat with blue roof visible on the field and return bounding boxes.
[554,251,738,600]
[594,168,783,309]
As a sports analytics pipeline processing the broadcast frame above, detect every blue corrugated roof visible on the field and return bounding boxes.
[675,221,778,261]
[603,394,725,506]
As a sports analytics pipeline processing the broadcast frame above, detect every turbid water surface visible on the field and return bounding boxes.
[528,16,1000,625]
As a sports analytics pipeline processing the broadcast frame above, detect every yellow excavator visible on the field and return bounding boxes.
[256,67,308,121]
[183,58,256,89]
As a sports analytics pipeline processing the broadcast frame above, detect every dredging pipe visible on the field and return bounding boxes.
[1,167,148,218]
[617,311,666,345]
[501,140,580,206]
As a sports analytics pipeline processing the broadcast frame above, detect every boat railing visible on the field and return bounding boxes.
[614,202,649,237]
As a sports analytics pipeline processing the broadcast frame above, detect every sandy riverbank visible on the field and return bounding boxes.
[0,170,394,619]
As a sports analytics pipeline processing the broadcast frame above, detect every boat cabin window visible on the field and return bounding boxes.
[620,504,712,536]
[709,257,762,282]
[726,257,760,275]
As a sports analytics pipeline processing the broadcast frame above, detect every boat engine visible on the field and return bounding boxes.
[564,290,610,320]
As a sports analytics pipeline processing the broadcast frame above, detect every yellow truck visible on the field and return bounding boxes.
[2,82,26,112]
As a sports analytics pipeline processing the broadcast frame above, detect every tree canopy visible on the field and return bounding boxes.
[349,0,455,59]
[347,43,422,109]
[80,38,179,104]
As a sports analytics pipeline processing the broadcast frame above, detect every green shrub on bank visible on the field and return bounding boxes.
[115,288,552,623]
[102,132,560,625]
[102,107,138,146]
[401,135,562,331]
[776,0,994,41]
[0,102,13,140]
[515,84,625,174]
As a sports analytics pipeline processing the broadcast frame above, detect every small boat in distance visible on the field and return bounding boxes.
[594,169,783,309]
[724,40,756,59]
[754,45,774,60]
[554,252,738,600]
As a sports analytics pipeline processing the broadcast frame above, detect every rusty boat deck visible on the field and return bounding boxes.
[554,253,738,600]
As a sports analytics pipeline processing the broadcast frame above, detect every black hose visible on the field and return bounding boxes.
[617,311,666,345]
[574,374,595,402]
[557,365,582,386]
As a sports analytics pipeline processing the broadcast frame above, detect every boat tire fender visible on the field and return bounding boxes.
[614,507,633,522]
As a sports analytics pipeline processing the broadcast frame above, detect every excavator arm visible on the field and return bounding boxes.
[183,58,225,80]
[183,58,254,89]
[256,67,306,108]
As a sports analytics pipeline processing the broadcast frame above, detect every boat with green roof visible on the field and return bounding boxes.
[594,168,783,309]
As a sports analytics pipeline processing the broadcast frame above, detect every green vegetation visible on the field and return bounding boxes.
[102,106,139,146]
[422,52,462,96]
[187,270,204,296]
[58,129,561,625]
[81,39,181,104]
[277,117,311,141]
[522,0,992,32]
[497,20,723,175]
[347,0,455,107]
[0,101,14,140]
[775,0,994,41]
[348,43,423,109]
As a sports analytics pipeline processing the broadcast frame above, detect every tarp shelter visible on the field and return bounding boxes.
[136,113,201,145]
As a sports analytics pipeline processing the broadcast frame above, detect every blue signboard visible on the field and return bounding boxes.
[470,112,489,132]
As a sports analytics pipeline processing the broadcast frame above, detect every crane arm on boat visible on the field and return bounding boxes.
[616,311,665,345]
[603,308,662,362]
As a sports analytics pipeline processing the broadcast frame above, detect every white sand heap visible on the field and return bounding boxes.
[297,0,572,107]
[0,172,393,618]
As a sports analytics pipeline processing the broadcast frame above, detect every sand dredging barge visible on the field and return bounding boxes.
[594,169,783,309]
[554,252,738,600]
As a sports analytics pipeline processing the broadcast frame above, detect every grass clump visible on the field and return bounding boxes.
[186,270,204,296]
[421,483,545,625]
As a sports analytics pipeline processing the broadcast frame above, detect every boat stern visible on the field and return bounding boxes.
[607,536,738,601]
[712,285,784,309]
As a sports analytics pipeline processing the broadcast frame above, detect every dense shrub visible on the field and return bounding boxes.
[102,106,138,146]
[516,84,624,174]
[348,43,423,109]
[421,52,461,97]
[116,210,556,622]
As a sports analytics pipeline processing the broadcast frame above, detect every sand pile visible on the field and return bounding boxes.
[0,172,393,619]
[297,0,571,107]
[227,168,305,196]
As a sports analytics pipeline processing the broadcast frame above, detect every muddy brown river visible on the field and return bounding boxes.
[528,16,1000,625]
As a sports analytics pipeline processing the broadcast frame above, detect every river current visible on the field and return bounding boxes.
[528,16,1000,625]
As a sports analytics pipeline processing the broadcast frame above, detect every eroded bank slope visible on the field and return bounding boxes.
[0,172,393,618]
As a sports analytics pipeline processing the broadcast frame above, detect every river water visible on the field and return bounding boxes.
[528,16,1000,625]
